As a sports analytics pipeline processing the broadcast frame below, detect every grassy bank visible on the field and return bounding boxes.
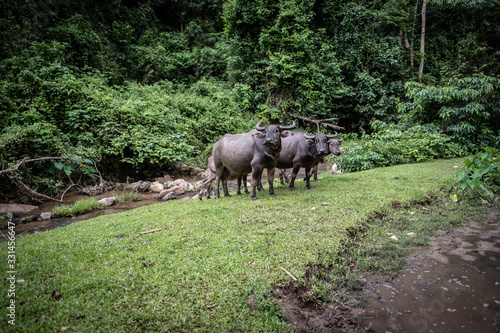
[1,158,490,332]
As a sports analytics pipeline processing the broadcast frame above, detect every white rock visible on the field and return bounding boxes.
[331,163,338,174]
[407,232,417,237]
[99,197,115,206]
[161,192,176,201]
[40,212,53,220]
[178,180,194,192]
[390,235,399,242]
[149,181,164,193]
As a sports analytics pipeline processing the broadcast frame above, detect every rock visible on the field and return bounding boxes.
[331,163,338,174]
[125,181,151,192]
[161,192,176,201]
[21,215,39,223]
[99,197,115,206]
[193,181,203,191]
[390,235,399,242]
[172,161,192,173]
[169,185,185,195]
[407,232,417,237]
[40,212,53,220]
[0,204,39,214]
[321,202,328,206]
[169,179,193,192]
[149,181,164,193]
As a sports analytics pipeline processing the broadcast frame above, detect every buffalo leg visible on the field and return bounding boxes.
[221,168,231,197]
[305,167,314,189]
[243,175,250,194]
[288,165,301,191]
[250,167,262,200]
[312,163,319,181]
[267,168,276,196]
[257,169,265,191]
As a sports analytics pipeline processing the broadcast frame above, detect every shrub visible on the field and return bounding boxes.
[335,125,466,173]
[448,147,500,202]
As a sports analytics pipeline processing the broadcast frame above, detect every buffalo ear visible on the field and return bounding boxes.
[253,132,266,139]
[281,130,293,137]
[305,139,314,145]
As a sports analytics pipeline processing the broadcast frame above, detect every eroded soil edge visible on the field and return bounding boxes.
[272,207,500,333]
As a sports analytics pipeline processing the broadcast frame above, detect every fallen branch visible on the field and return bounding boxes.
[140,227,169,235]
[289,113,345,132]
[10,177,62,203]
[280,267,298,281]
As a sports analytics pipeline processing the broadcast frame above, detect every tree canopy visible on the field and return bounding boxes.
[0,0,499,201]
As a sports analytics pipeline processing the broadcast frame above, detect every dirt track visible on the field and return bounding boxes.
[273,207,500,333]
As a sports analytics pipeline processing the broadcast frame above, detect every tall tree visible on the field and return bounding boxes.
[418,0,427,81]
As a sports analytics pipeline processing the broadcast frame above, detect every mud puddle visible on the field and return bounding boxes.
[360,210,500,332]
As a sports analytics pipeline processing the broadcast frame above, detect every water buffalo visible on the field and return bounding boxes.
[213,121,295,200]
[310,136,343,181]
[276,132,336,190]
[199,155,249,200]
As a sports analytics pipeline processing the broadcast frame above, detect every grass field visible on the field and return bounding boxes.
[1,158,490,332]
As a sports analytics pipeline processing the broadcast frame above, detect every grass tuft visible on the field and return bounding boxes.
[52,198,104,217]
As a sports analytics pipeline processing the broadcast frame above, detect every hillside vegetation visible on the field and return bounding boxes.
[1,0,499,202]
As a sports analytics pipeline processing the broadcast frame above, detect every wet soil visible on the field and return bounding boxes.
[272,208,500,333]
[359,208,500,333]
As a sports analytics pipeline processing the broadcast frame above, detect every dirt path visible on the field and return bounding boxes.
[273,208,500,333]
[359,208,500,332]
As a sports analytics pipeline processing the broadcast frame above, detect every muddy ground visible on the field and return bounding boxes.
[273,207,500,332]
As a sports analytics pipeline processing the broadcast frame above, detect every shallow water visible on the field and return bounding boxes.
[360,216,500,332]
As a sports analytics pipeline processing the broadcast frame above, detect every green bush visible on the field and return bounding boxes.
[335,125,466,173]
[448,147,500,202]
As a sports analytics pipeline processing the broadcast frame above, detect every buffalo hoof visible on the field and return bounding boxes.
[289,187,296,191]
[236,191,241,195]
[307,186,315,190]
[270,193,277,197]
[225,194,232,198]
[252,196,259,200]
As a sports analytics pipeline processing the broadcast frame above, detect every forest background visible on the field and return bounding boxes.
[0,0,499,203]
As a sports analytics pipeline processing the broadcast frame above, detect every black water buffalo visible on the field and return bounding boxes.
[199,155,249,200]
[276,132,336,190]
[213,121,295,200]
[310,136,343,181]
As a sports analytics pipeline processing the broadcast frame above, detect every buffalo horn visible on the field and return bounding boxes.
[304,132,316,139]
[326,131,338,138]
[255,120,266,131]
[279,120,296,130]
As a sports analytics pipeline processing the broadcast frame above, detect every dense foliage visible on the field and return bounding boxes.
[0,0,499,201]
[334,123,467,173]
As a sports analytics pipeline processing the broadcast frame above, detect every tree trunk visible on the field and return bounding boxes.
[418,0,427,81]
[410,0,419,69]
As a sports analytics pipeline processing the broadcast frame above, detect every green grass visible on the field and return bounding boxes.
[113,191,142,203]
[1,158,492,332]
[51,198,104,217]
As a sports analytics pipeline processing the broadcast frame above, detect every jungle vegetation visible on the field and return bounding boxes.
[0,0,499,202]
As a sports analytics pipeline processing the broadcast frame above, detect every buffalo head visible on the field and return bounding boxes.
[328,132,343,156]
[254,120,296,150]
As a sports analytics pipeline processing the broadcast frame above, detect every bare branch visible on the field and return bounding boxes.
[288,113,345,132]
[10,176,62,202]
[0,157,67,175]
